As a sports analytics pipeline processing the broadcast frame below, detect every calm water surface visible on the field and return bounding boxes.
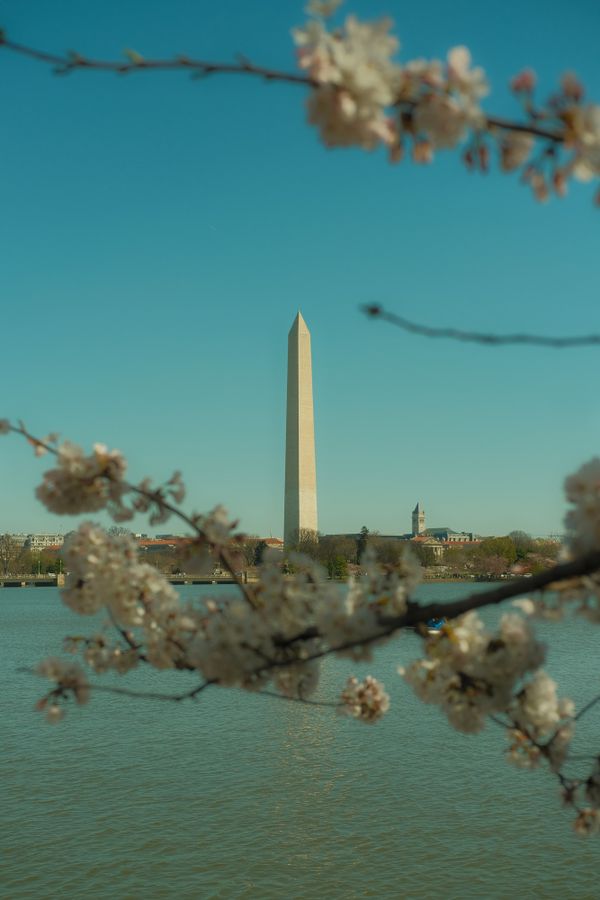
[1,584,599,899]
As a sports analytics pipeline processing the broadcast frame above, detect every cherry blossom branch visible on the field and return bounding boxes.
[125,482,254,606]
[264,550,600,666]
[363,305,600,348]
[7,421,255,607]
[404,551,600,621]
[0,32,582,149]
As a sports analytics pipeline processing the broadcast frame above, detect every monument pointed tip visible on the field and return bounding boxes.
[289,310,310,336]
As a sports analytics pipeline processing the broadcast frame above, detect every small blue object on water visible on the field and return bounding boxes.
[426,617,446,631]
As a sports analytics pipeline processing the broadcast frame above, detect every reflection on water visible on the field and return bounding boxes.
[1,585,599,899]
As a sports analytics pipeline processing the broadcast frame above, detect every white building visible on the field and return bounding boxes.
[10,533,65,552]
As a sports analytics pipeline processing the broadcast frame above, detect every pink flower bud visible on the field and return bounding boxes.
[553,169,568,197]
[389,141,404,164]
[561,71,584,102]
[510,68,536,94]
[412,139,433,164]
[463,147,475,170]
[478,144,489,172]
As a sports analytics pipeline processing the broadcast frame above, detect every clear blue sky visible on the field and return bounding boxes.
[0,0,599,538]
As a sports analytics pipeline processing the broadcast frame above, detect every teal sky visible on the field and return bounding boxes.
[0,0,599,539]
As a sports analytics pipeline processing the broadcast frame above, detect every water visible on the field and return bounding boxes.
[1,585,599,899]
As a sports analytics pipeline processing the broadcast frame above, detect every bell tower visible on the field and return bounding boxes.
[412,502,425,536]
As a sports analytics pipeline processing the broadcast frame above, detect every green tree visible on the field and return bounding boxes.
[317,535,354,567]
[476,537,517,567]
[508,530,534,560]
[254,540,268,566]
[410,543,436,568]
[326,555,348,579]
[371,538,403,566]
[239,536,261,568]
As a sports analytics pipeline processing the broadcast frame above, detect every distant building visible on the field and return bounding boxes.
[424,528,478,543]
[411,504,479,546]
[324,503,480,560]
[412,503,426,535]
[10,533,64,552]
[411,534,445,560]
[260,538,284,552]
[138,538,190,553]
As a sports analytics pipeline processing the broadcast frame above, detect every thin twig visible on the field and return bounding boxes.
[0,36,316,86]
[254,688,340,707]
[363,305,600,349]
[575,693,600,722]
[18,666,209,701]
[107,609,148,663]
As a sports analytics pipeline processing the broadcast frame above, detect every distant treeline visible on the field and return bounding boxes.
[0,528,561,580]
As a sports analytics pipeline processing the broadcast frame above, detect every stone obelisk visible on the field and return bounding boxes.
[284,312,318,547]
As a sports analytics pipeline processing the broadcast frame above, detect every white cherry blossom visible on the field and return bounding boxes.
[36,441,128,515]
[340,675,390,723]
[564,458,600,554]
[293,13,401,150]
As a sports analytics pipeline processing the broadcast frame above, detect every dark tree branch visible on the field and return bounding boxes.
[363,305,600,349]
[402,551,600,623]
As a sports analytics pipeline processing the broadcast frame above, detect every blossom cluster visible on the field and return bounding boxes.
[509,670,575,773]
[564,458,600,556]
[340,675,390,723]
[36,441,128,515]
[186,546,415,695]
[293,6,486,160]
[66,635,139,675]
[31,431,189,528]
[401,611,552,733]
[60,523,197,670]
[46,524,418,711]
[293,2,600,203]
[36,657,89,723]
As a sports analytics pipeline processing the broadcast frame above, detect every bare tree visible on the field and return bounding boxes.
[0,534,21,575]
[288,529,320,558]
[239,536,261,568]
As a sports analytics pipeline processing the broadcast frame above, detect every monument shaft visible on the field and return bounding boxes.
[284,313,318,546]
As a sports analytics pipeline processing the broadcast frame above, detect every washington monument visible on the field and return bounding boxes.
[284,312,318,547]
